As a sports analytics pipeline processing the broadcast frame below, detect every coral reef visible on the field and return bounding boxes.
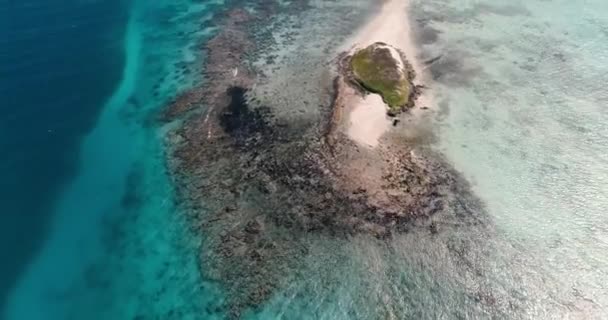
[163,5,485,319]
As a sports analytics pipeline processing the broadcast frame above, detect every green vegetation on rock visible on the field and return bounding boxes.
[350,43,413,114]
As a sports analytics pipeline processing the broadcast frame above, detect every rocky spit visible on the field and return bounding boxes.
[163,5,487,318]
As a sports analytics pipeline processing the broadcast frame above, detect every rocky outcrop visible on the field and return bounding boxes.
[347,42,418,115]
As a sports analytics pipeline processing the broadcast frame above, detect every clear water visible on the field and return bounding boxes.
[415,0,608,316]
[2,0,608,319]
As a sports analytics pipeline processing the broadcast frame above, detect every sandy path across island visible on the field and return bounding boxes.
[341,0,431,148]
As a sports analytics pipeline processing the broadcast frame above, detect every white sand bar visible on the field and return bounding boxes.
[347,94,391,148]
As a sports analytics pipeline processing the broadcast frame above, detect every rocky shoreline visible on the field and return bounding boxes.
[163,4,487,318]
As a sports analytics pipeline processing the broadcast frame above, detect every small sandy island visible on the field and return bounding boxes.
[340,0,431,148]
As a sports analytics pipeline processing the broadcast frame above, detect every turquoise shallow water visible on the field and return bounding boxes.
[414,0,608,317]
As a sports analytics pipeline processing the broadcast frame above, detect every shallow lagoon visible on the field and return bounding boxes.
[417,0,608,316]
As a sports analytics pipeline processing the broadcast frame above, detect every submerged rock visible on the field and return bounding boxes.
[349,42,416,115]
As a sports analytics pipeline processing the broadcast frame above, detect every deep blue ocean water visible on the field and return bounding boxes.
[0,0,126,307]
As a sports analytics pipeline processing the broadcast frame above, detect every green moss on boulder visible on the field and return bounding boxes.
[350,42,414,114]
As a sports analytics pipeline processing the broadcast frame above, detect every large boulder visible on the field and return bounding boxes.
[350,42,415,115]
